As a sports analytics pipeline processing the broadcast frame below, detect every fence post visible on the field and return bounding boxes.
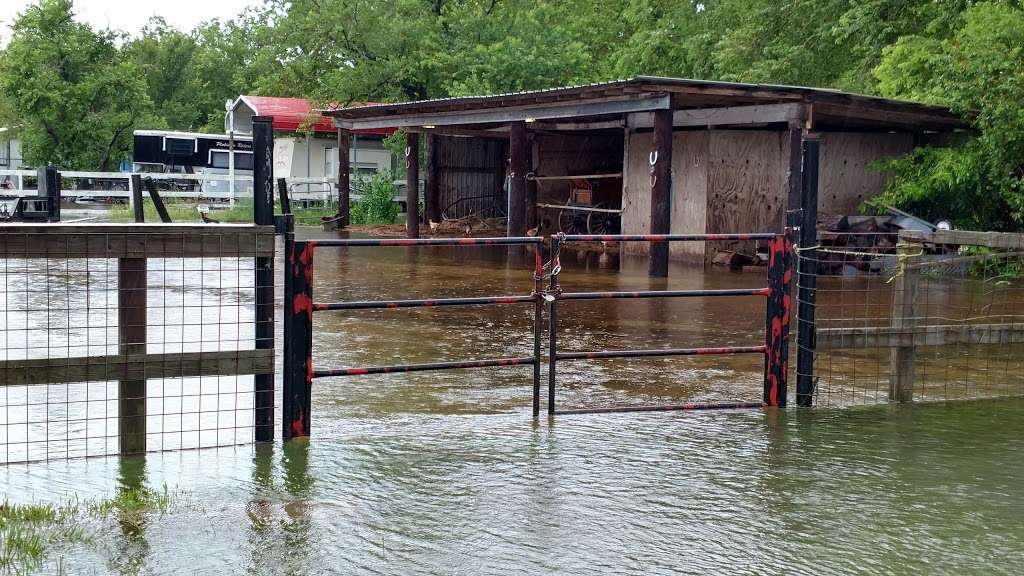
[118,255,147,454]
[37,166,60,222]
[337,128,351,227]
[547,235,560,414]
[284,240,314,439]
[532,241,544,417]
[889,241,918,402]
[764,230,793,407]
[796,137,820,406]
[130,174,145,223]
[253,115,275,442]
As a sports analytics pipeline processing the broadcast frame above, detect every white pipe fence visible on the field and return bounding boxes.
[0,170,343,204]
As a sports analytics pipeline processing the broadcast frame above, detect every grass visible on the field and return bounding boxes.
[107,200,341,226]
[0,485,195,575]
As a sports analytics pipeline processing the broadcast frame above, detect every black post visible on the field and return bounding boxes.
[37,166,60,222]
[649,107,673,277]
[764,230,793,407]
[406,132,420,238]
[130,174,145,223]
[508,121,528,237]
[338,128,351,227]
[253,115,275,442]
[277,177,291,215]
[547,236,560,414]
[796,138,820,407]
[283,240,314,439]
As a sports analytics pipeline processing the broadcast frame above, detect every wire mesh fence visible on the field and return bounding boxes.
[799,229,1024,407]
[0,224,275,463]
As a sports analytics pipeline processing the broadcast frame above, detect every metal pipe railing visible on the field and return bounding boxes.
[314,357,537,377]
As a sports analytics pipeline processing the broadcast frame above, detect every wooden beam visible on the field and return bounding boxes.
[508,121,529,236]
[0,349,275,387]
[900,229,1024,250]
[336,95,671,130]
[529,119,626,131]
[628,103,805,129]
[408,126,510,139]
[0,224,276,259]
[406,132,420,238]
[338,128,351,227]
[649,106,673,277]
[816,323,1024,350]
[425,134,440,224]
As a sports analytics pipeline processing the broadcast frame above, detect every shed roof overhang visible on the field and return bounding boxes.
[323,76,966,134]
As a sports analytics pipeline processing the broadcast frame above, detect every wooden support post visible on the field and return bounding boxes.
[252,116,275,442]
[889,241,919,402]
[283,240,314,439]
[796,137,819,406]
[406,132,420,238]
[508,121,529,237]
[425,134,441,226]
[649,107,673,277]
[142,179,172,223]
[130,174,145,223]
[526,136,538,231]
[337,128,351,227]
[118,257,146,454]
[764,230,793,407]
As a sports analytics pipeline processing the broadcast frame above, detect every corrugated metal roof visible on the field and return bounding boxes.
[321,76,962,131]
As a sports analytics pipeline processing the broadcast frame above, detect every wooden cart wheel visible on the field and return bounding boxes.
[586,203,619,235]
[558,207,577,233]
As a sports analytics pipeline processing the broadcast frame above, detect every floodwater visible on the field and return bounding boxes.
[2,227,1024,574]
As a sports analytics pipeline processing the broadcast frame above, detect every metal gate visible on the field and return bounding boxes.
[281,235,545,439]
[282,231,793,437]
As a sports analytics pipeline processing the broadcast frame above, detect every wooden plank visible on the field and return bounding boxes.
[816,323,1024,350]
[0,349,275,387]
[0,224,275,259]
[337,95,671,130]
[900,229,1024,250]
[628,103,805,129]
[818,132,913,216]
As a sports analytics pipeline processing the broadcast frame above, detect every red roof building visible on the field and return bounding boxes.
[228,96,393,136]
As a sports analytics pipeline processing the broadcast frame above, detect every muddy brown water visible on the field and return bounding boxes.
[1,227,1023,574]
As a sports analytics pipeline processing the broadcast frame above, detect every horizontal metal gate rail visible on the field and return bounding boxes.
[282,235,545,438]
[545,232,793,415]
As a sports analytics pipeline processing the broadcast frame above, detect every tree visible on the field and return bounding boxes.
[874,2,1024,229]
[125,17,200,131]
[0,0,155,170]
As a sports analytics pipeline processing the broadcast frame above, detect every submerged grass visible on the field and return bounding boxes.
[0,485,196,575]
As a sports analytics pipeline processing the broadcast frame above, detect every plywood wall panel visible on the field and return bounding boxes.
[705,131,788,258]
[818,132,913,216]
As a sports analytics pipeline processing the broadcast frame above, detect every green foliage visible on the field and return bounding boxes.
[874,2,1024,230]
[2,0,1024,229]
[0,0,156,170]
[350,170,399,224]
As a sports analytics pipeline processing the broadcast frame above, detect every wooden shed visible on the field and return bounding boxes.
[323,77,965,272]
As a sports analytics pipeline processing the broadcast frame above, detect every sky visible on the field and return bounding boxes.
[0,0,261,43]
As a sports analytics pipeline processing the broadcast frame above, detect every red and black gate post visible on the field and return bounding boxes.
[763,229,794,407]
[283,240,314,439]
